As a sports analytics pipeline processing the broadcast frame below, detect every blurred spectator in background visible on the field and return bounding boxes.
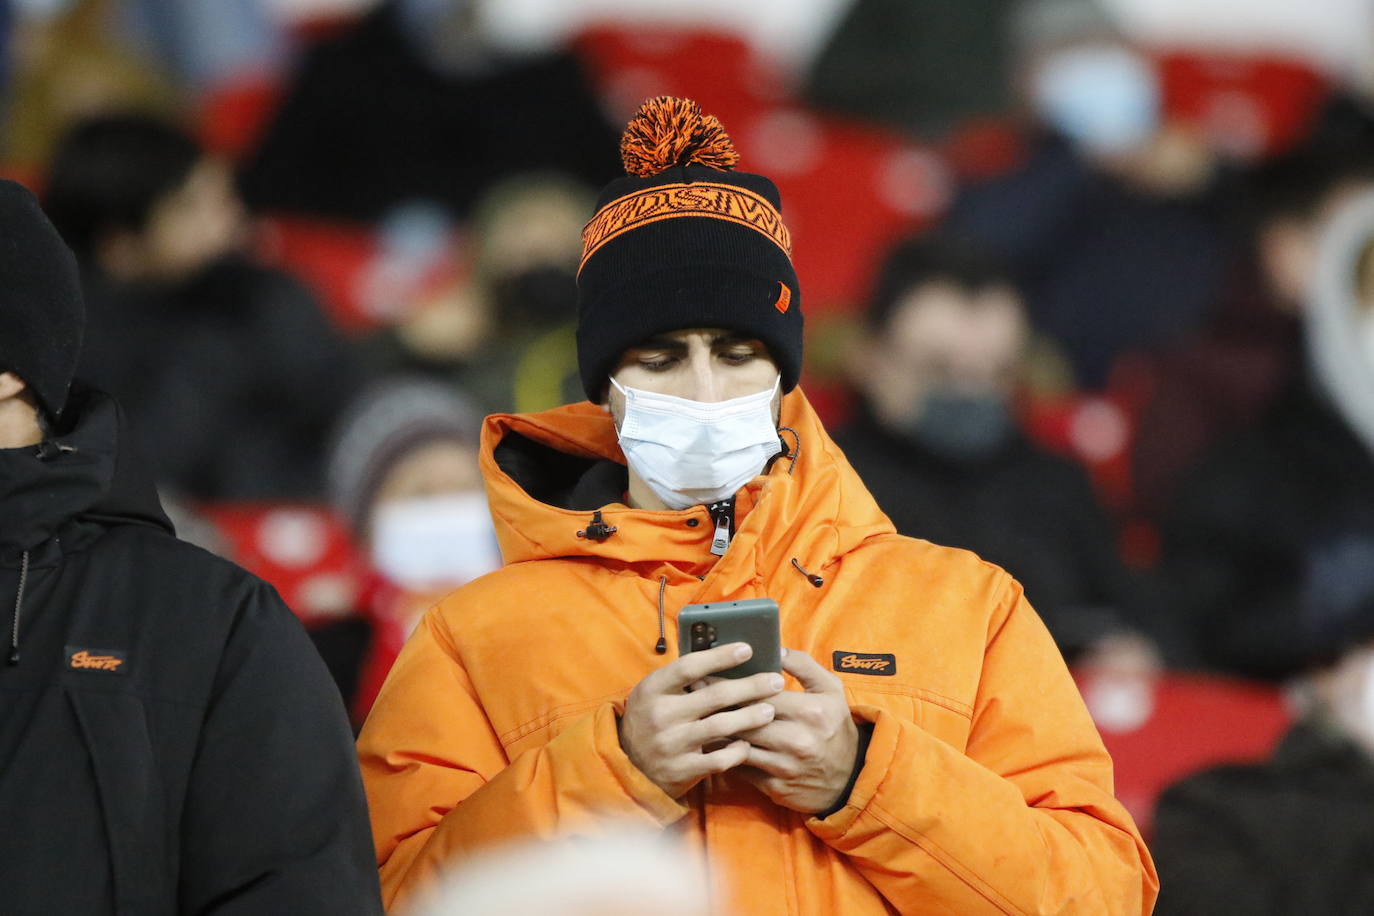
[328,377,498,720]
[836,234,1161,664]
[802,0,1017,140]
[239,0,618,222]
[1151,537,1374,914]
[117,0,286,92]
[2,0,182,173]
[362,172,592,414]
[412,829,714,916]
[945,0,1232,388]
[1131,142,1374,518]
[43,113,363,500]
[1159,189,1374,679]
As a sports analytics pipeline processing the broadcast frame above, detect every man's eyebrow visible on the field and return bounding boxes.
[711,333,761,347]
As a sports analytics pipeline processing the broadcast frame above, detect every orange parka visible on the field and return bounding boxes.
[357,390,1159,914]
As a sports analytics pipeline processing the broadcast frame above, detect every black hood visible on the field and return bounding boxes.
[0,383,172,560]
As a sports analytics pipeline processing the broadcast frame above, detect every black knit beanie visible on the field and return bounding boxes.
[0,180,85,419]
[576,97,802,401]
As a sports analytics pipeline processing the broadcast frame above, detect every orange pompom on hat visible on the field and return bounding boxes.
[575,97,802,401]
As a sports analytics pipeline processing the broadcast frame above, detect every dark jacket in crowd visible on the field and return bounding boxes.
[1152,720,1374,915]
[834,405,1145,658]
[945,135,1231,387]
[0,386,382,914]
[77,255,362,500]
[239,2,618,221]
[1160,372,1374,679]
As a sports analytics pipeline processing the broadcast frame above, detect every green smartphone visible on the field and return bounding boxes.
[678,598,782,679]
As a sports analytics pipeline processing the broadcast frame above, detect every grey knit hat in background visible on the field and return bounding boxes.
[327,377,483,534]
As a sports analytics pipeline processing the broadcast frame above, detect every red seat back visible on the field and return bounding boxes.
[200,502,366,626]
[1075,669,1293,835]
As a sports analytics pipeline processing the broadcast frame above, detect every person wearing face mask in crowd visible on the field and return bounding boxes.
[357,97,1156,914]
[327,378,501,720]
[0,180,382,914]
[945,0,1232,388]
[43,112,364,500]
[835,234,1163,666]
[1150,540,1374,914]
[360,173,595,416]
[1159,189,1374,681]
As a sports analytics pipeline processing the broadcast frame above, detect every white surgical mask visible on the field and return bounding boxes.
[612,376,782,510]
[1031,45,1159,155]
[370,492,502,591]
[1329,646,1374,757]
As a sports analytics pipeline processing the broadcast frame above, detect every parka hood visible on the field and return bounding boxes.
[0,384,172,560]
[1309,189,1374,455]
[479,388,895,587]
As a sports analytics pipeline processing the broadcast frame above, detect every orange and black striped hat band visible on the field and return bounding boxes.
[579,181,793,274]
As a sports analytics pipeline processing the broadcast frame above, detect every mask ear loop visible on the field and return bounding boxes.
[777,426,801,475]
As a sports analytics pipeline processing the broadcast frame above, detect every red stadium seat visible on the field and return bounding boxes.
[1154,49,1329,160]
[1075,669,1293,836]
[572,23,784,126]
[197,73,283,162]
[200,502,366,626]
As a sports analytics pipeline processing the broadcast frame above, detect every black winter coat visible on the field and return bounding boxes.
[1153,720,1374,915]
[834,409,1146,659]
[1159,374,1374,678]
[0,386,382,914]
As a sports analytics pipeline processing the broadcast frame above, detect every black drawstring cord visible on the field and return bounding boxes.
[778,427,801,475]
[10,550,28,665]
[655,576,668,654]
[791,557,824,588]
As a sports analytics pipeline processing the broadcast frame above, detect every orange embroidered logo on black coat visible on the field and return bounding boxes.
[66,646,127,673]
[833,651,897,676]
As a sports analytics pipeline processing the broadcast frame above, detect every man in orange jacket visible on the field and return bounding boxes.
[358,97,1158,914]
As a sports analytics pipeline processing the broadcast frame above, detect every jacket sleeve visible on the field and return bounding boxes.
[179,581,383,915]
[356,607,689,910]
[807,577,1159,915]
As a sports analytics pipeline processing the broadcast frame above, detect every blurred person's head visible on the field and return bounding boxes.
[1011,0,1216,195]
[848,236,1028,463]
[412,828,715,916]
[1250,145,1374,311]
[1012,0,1158,160]
[328,378,498,591]
[0,179,85,440]
[44,114,245,285]
[471,172,594,328]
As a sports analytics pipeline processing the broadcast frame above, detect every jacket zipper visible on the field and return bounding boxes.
[707,499,734,556]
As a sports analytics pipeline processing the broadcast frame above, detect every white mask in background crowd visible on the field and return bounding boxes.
[1030,44,1160,156]
[1329,646,1374,756]
[612,376,782,510]
[370,492,502,592]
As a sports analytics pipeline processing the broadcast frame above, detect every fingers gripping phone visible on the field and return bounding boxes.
[678,598,782,679]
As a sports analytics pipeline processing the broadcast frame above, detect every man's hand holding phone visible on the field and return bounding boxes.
[618,643,784,799]
[737,648,860,815]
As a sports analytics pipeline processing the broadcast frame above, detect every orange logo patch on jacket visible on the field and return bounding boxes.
[833,651,897,676]
[66,646,127,673]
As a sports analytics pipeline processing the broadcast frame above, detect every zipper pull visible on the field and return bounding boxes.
[707,499,734,556]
